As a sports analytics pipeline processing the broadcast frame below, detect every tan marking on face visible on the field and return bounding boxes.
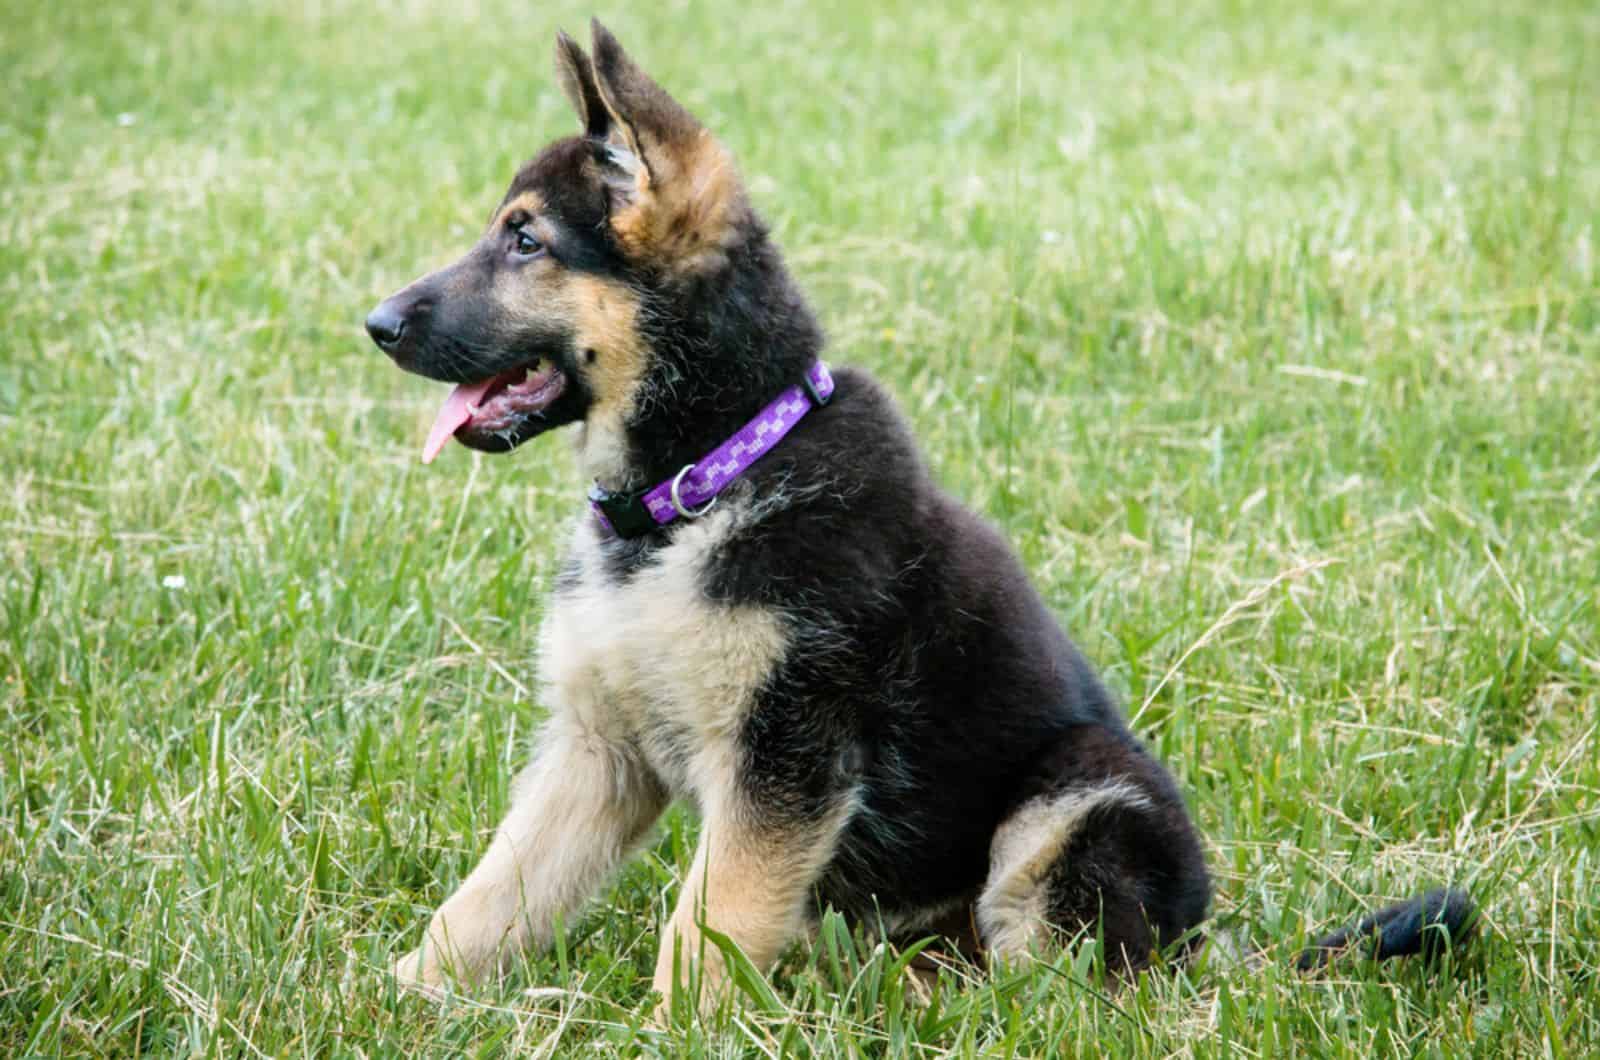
[569,274,646,415]
[565,273,648,484]
[477,227,650,485]
[485,189,560,318]
[492,190,545,230]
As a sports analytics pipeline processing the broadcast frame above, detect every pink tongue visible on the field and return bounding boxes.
[422,378,499,464]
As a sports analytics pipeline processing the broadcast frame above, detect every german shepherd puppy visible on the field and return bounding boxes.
[366,21,1473,1015]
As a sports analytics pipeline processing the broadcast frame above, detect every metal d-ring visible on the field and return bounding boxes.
[670,464,717,519]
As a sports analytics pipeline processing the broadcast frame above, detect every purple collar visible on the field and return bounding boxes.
[588,361,835,539]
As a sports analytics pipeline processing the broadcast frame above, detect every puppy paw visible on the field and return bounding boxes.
[391,946,451,1001]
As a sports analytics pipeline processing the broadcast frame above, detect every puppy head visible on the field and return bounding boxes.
[366,20,748,462]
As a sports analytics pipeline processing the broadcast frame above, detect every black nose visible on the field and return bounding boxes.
[365,301,407,350]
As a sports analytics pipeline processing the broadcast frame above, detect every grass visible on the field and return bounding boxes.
[3,0,1597,1054]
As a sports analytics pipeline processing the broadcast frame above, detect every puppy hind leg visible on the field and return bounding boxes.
[976,781,1153,962]
[978,778,1209,974]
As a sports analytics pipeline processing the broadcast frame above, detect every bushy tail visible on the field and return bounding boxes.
[1294,887,1477,971]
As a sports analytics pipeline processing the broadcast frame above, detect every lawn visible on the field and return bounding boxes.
[3,0,1597,1054]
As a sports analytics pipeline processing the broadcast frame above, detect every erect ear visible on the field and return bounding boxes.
[554,30,608,139]
[586,19,745,272]
[587,20,702,185]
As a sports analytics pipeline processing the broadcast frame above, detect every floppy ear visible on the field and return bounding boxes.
[585,19,744,273]
[554,30,609,139]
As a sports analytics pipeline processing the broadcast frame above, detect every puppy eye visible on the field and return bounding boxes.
[514,229,544,257]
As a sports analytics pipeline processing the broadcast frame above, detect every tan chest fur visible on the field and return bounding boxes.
[536,501,788,801]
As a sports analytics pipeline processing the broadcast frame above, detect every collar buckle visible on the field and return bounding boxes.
[801,369,832,408]
[587,482,657,539]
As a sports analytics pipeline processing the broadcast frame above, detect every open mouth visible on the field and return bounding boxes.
[421,358,567,463]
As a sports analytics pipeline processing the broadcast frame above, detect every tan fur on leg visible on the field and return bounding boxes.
[395,717,666,991]
[651,792,853,1022]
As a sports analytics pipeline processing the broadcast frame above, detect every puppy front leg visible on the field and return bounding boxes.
[396,720,665,992]
[652,795,852,1020]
